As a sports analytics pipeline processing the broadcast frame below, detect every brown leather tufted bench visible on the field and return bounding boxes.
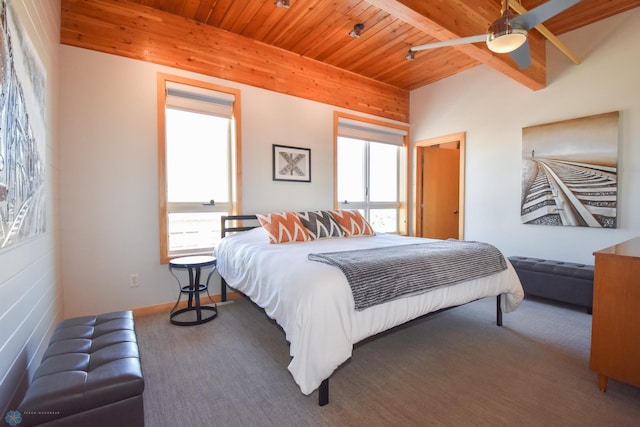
[508,256,594,313]
[17,311,144,427]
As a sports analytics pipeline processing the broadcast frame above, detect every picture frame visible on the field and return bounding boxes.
[1,2,47,251]
[520,111,619,228]
[272,144,311,182]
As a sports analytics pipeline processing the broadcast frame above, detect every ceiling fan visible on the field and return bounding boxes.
[406,0,582,69]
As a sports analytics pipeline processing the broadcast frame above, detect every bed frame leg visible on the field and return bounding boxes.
[319,379,329,406]
[496,295,503,326]
[221,278,227,302]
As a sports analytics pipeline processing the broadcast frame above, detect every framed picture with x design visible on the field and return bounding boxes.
[272,144,311,182]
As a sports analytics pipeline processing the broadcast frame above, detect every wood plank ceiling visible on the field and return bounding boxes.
[61,0,639,122]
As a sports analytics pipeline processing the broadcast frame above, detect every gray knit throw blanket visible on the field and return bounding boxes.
[308,240,507,311]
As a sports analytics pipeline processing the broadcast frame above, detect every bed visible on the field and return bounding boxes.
[215,213,524,406]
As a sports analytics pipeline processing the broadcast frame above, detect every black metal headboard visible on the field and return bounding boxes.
[220,214,260,238]
[219,215,260,302]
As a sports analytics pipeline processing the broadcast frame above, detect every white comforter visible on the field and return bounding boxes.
[215,228,524,395]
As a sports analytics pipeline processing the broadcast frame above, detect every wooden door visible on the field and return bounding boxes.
[421,146,460,239]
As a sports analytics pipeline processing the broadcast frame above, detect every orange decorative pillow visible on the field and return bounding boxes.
[328,210,375,237]
[256,212,312,244]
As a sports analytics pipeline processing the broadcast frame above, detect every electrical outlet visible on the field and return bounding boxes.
[129,273,139,287]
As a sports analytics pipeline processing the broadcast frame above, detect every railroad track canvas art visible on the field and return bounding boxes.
[521,112,619,228]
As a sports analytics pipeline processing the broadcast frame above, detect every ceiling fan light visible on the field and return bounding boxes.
[487,27,527,53]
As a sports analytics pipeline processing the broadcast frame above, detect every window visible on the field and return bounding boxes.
[158,74,241,263]
[334,113,408,234]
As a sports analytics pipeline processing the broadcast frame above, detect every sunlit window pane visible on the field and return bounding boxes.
[168,212,226,251]
[166,108,230,203]
[337,137,366,203]
[369,209,397,233]
[336,115,407,234]
[336,135,400,233]
[369,143,398,202]
[165,108,232,253]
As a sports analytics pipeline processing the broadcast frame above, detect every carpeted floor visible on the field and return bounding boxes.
[135,296,640,426]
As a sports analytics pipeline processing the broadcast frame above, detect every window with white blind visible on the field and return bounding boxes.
[158,74,241,263]
[334,113,409,234]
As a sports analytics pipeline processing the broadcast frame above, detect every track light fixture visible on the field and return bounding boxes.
[275,0,290,8]
[349,23,365,38]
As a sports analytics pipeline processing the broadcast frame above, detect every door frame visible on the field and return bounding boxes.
[415,132,466,240]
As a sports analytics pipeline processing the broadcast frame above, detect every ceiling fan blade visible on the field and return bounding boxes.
[410,34,486,52]
[509,39,531,69]
[511,0,582,30]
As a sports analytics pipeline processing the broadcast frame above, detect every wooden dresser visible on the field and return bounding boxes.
[590,237,640,391]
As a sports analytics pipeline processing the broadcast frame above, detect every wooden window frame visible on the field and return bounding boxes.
[333,111,409,235]
[157,73,242,264]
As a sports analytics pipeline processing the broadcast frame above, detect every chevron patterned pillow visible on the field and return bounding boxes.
[257,212,312,244]
[297,211,344,239]
[329,209,375,237]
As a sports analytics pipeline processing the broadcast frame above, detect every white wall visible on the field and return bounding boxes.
[0,0,61,413]
[410,9,640,265]
[57,8,640,317]
[58,45,401,317]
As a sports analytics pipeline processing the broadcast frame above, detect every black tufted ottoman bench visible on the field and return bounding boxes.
[17,311,144,427]
[508,256,594,313]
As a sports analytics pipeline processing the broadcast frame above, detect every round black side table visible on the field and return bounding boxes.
[168,255,218,326]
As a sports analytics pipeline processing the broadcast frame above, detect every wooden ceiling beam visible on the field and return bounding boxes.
[510,1,581,65]
[60,0,409,122]
[370,0,547,90]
